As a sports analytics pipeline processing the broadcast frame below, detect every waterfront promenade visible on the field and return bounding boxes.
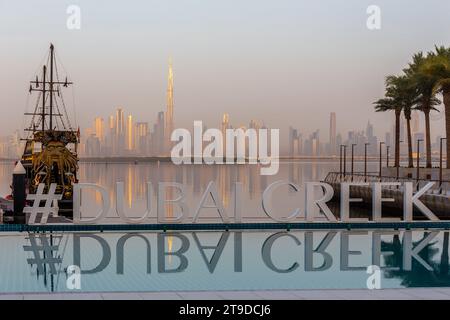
[2,288,450,300]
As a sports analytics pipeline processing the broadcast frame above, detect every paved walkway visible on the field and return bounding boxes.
[1,288,450,300]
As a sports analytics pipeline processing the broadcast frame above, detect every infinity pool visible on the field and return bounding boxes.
[0,229,448,293]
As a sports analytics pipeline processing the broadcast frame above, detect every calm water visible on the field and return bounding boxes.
[2,161,446,293]
[0,230,449,292]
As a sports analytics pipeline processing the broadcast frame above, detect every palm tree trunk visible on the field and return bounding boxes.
[444,90,450,169]
[424,109,432,168]
[395,110,401,167]
[406,118,413,167]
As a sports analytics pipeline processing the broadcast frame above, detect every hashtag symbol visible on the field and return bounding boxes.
[23,233,62,275]
[24,183,62,225]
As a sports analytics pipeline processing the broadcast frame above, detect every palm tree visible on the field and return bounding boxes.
[374,75,417,168]
[422,46,450,168]
[374,80,402,167]
[404,53,440,168]
[388,75,418,168]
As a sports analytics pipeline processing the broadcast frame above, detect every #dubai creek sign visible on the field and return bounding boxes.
[24,180,440,225]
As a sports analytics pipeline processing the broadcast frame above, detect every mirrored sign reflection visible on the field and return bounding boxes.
[0,230,448,293]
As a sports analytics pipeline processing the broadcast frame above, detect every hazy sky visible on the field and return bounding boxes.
[0,0,448,145]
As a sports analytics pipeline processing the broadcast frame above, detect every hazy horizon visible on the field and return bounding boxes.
[0,0,448,148]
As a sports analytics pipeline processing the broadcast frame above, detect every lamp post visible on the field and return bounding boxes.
[364,143,370,182]
[440,137,447,187]
[379,142,385,179]
[351,143,357,181]
[339,145,343,177]
[397,140,403,180]
[386,145,390,168]
[342,145,347,178]
[416,139,423,185]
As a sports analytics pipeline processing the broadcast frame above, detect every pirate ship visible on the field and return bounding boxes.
[20,44,79,218]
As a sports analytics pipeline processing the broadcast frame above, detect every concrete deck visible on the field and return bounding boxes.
[1,288,450,300]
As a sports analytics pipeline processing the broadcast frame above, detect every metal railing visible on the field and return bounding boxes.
[323,172,450,196]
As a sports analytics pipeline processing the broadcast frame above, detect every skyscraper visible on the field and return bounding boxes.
[366,121,374,139]
[116,108,125,136]
[116,108,125,154]
[135,122,149,155]
[94,117,104,142]
[126,114,134,151]
[107,115,116,155]
[165,58,174,154]
[157,111,165,155]
[221,113,230,134]
[329,112,336,156]
[289,126,302,157]
[411,110,420,136]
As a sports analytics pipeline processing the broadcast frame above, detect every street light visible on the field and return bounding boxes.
[416,139,423,185]
[386,145,390,168]
[440,137,447,187]
[351,143,357,181]
[379,142,385,179]
[397,140,403,180]
[341,145,347,178]
[364,143,370,182]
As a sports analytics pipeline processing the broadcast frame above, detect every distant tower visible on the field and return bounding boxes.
[109,115,115,132]
[329,112,336,156]
[158,111,165,155]
[108,115,116,154]
[366,120,374,139]
[135,122,149,155]
[116,108,125,154]
[411,110,420,135]
[165,58,174,154]
[126,114,134,151]
[116,108,125,136]
[94,117,104,142]
[221,113,230,133]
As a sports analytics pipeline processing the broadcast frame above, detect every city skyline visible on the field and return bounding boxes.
[1,1,449,143]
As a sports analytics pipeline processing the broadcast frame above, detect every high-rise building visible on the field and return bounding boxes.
[366,121,374,139]
[311,130,320,157]
[94,117,104,142]
[126,114,134,151]
[135,122,149,155]
[115,108,125,154]
[116,108,125,136]
[289,126,302,157]
[109,115,115,131]
[221,113,230,133]
[329,112,336,156]
[155,111,165,155]
[165,58,174,154]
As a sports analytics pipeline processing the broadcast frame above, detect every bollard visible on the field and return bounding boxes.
[13,161,26,224]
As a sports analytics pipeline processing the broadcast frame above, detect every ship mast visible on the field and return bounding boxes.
[27,43,73,134]
[41,65,46,131]
[49,44,54,131]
